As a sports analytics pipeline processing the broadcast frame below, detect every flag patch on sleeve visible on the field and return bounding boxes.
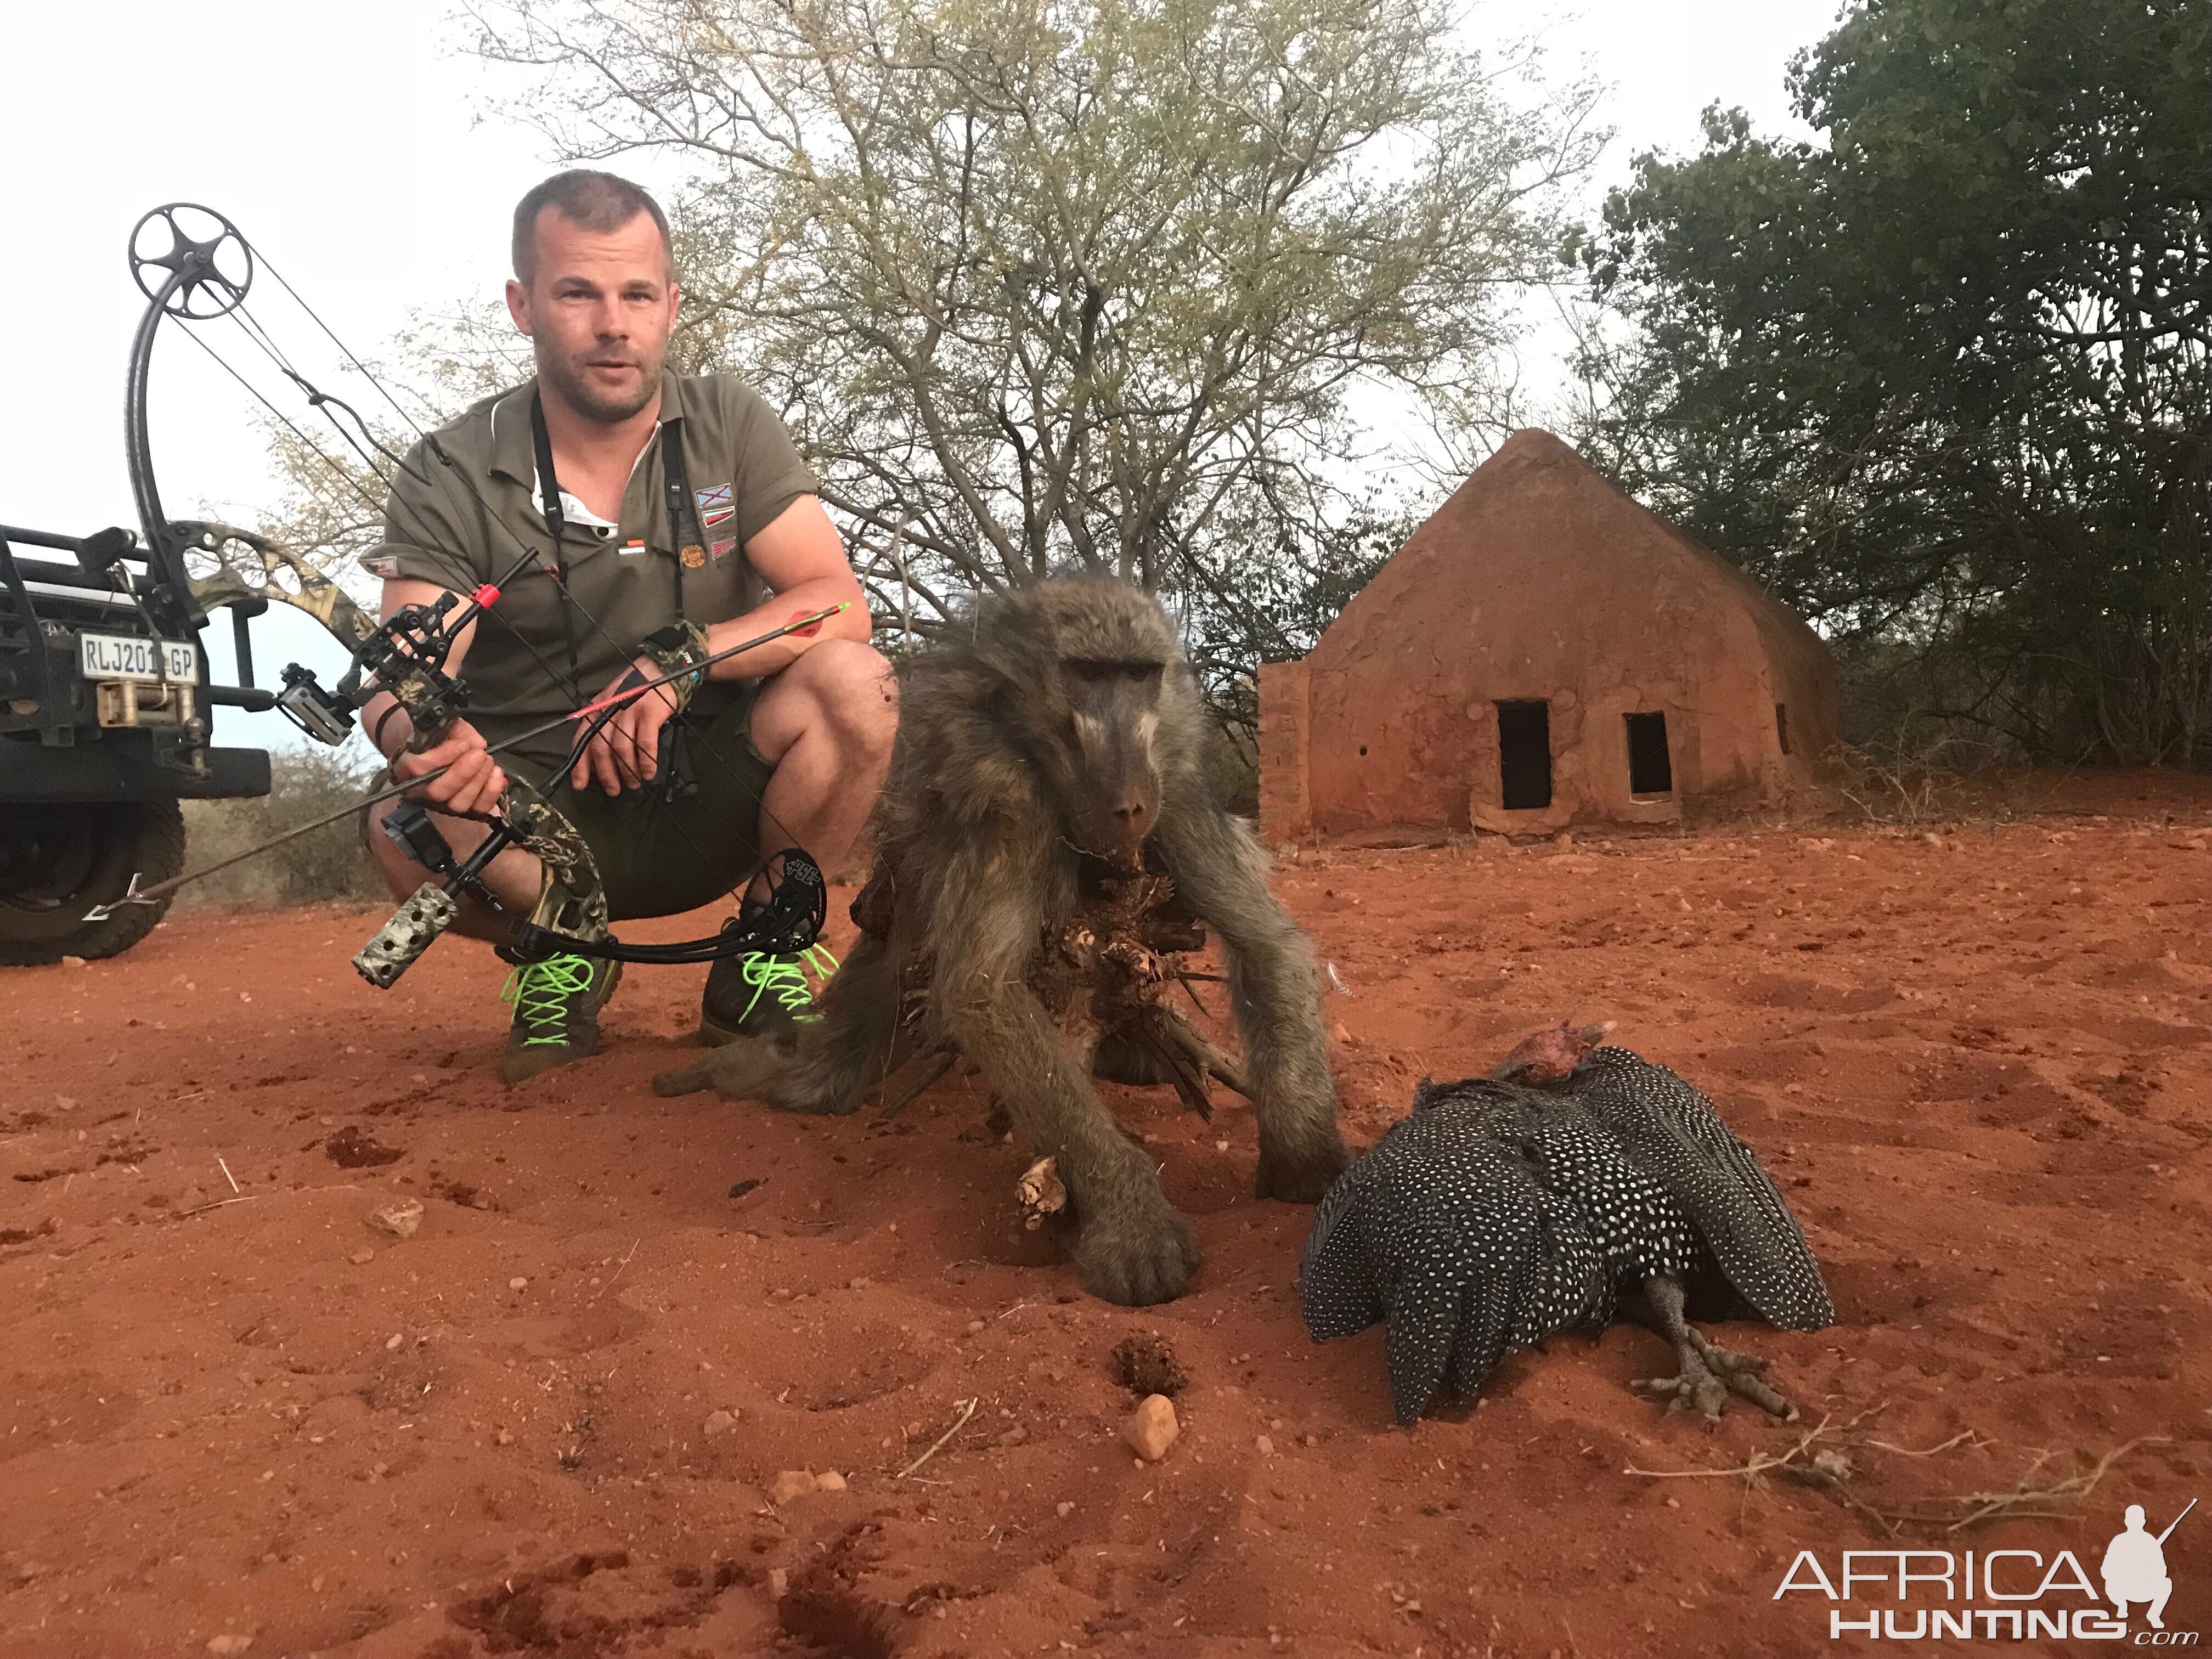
[696,482,735,528]
[710,537,737,561]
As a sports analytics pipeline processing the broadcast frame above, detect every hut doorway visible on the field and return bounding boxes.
[1496,699,1553,810]
[1626,710,1673,795]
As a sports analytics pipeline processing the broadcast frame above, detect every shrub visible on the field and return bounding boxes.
[180,745,386,910]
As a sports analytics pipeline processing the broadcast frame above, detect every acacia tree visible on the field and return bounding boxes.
[1573,0,2211,765]
[469,0,1596,695]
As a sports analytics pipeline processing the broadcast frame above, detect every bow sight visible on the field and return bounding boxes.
[274,589,479,747]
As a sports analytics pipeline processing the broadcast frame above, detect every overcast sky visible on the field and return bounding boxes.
[2,0,1836,749]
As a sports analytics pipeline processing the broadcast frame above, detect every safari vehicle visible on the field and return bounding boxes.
[0,522,274,963]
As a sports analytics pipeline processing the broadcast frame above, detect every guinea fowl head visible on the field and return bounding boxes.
[1489,1019,1616,1086]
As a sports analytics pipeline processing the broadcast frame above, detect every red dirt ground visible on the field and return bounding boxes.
[4,771,2208,1659]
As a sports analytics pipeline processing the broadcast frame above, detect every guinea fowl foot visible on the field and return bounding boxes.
[1628,1276,1800,1423]
[1630,1333,1798,1422]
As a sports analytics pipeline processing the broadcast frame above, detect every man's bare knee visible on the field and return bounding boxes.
[812,639,895,727]
[758,639,898,760]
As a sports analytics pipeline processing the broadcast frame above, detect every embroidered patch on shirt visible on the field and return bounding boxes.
[359,553,400,579]
[710,537,737,561]
[696,482,734,528]
[620,539,647,556]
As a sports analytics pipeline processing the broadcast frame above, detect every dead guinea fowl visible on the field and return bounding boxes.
[1300,1022,1833,1426]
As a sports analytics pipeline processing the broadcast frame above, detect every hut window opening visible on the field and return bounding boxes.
[1776,702,1792,755]
[1495,699,1553,810]
[1625,711,1673,796]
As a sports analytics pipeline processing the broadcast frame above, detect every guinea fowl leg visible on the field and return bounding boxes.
[1626,1277,1799,1423]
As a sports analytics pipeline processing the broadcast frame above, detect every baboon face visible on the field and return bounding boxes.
[968,577,1188,862]
[1058,654,1168,861]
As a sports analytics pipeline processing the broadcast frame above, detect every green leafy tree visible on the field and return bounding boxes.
[470,0,1596,691]
[1573,0,2211,765]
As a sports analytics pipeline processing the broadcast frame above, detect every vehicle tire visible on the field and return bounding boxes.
[0,799,185,965]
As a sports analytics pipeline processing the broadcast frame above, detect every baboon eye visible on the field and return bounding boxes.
[1067,659,1164,686]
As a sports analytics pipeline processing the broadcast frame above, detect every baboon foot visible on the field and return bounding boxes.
[1256,1130,1351,1204]
[650,1054,723,1098]
[1070,1203,1201,1307]
[649,1034,811,1107]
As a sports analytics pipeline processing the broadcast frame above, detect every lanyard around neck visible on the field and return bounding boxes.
[530,388,702,642]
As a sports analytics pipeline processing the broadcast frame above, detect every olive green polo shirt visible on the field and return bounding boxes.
[360,370,819,767]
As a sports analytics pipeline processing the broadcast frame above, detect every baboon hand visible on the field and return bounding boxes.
[1071,1201,1202,1307]
[1256,1130,1351,1204]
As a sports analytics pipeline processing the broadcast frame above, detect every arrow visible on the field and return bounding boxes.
[86,602,851,919]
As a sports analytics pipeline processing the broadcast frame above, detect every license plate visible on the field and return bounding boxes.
[78,631,199,684]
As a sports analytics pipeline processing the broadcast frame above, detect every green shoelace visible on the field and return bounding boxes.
[738,944,839,1022]
[500,953,598,1046]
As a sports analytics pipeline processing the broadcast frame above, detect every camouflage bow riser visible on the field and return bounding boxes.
[181,520,614,986]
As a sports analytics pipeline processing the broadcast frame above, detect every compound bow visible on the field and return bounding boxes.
[93,203,835,988]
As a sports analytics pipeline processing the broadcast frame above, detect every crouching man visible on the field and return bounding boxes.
[360,168,894,1081]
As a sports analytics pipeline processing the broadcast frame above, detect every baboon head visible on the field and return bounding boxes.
[968,577,1195,863]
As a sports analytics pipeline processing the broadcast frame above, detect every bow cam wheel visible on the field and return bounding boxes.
[129,204,253,319]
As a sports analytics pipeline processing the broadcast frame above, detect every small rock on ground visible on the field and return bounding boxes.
[1123,1394,1180,1461]
[770,1469,850,1503]
[367,1199,424,1240]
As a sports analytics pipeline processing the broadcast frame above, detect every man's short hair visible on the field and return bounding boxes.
[511,170,674,285]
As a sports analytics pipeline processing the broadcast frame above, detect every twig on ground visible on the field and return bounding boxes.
[1866,1430,1983,1458]
[173,1196,259,1221]
[1935,1438,2157,1532]
[1628,1406,2160,1537]
[899,1397,979,1479]
[217,1156,240,1194]
[1629,1410,1896,1531]
[587,1239,641,1306]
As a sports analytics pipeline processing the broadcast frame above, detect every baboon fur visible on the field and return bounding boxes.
[654,577,1349,1306]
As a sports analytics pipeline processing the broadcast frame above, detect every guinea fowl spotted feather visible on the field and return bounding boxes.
[1300,1046,1832,1424]
[1562,1048,1832,1329]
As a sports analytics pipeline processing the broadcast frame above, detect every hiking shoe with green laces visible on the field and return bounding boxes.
[499,953,622,1084]
[699,943,838,1046]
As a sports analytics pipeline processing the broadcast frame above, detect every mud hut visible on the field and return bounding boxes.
[1257,429,1838,841]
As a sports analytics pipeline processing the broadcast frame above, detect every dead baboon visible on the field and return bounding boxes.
[654,576,1350,1305]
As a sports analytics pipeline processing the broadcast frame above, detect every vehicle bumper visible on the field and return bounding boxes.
[0,737,271,802]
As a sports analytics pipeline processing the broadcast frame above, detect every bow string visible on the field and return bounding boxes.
[104,202,838,983]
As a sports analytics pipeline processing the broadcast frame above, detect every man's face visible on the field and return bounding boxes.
[505,207,678,424]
